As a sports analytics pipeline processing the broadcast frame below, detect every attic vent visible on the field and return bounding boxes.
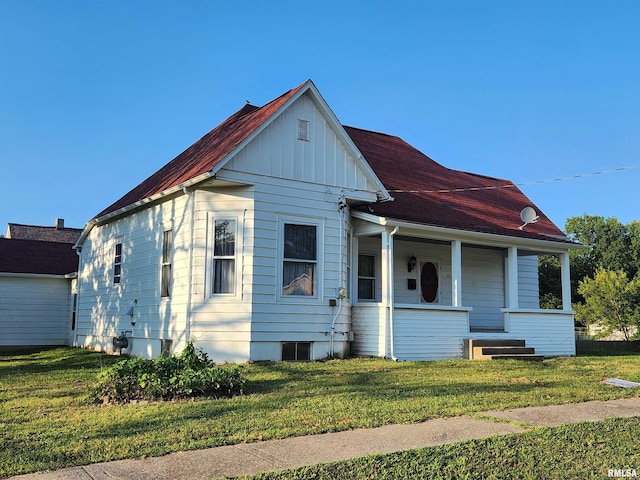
[297,119,309,141]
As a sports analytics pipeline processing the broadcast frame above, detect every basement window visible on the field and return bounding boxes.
[297,119,309,141]
[282,342,311,361]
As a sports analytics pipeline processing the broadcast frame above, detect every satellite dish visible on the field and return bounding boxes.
[519,207,540,230]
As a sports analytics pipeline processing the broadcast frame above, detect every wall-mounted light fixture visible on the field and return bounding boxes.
[408,255,417,272]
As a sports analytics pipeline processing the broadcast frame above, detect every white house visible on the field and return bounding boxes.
[73,80,581,362]
[0,219,80,348]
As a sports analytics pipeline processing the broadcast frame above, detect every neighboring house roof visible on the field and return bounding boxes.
[6,223,82,244]
[88,81,570,244]
[344,126,569,242]
[0,238,78,275]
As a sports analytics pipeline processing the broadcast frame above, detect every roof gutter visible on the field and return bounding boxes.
[0,272,71,279]
[352,211,586,252]
[74,172,214,249]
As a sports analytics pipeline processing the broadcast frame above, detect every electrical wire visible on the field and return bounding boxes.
[386,163,640,194]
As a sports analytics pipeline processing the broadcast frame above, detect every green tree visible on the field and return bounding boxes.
[538,254,562,309]
[564,214,640,302]
[575,268,640,341]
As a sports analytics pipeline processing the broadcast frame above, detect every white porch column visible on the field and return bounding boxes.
[381,227,398,359]
[451,240,462,307]
[560,252,572,311]
[381,230,392,307]
[507,246,519,309]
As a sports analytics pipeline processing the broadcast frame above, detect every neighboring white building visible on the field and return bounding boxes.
[0,220,80,348]
[73,80,581,362]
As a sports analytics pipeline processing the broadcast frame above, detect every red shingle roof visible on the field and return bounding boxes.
[344,126,567,241]
[92,81,568,243]
[95,84,306,219]
[0,239,78,275]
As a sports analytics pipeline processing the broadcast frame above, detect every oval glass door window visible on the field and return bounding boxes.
[420,261,438,303]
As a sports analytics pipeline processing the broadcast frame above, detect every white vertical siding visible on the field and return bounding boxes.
[224,92,379,202]
[0,275,72,346]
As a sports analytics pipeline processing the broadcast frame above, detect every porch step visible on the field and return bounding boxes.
[491,354,545,362]
[475,346,536,357]
[464,339,544,361]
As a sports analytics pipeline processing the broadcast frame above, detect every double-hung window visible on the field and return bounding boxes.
[212,219,236,294]
[161,230,172,298]
[282,223,317,296]
[357,254,376,300]
[113,242,122,284]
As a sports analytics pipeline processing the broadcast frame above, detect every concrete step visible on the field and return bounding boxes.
[479,347,536,356]
[464,339,543,361]
[490,354,545,362]
[470,339,526,347]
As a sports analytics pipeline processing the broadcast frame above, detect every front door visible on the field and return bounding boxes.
[420,261,439,303]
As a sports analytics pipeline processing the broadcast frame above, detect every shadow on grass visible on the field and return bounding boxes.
[0,347,122,377]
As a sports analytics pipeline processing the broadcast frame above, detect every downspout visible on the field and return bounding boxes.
[388,226,399,361]
[183,186,196,347]
[72,247,83,348]
[330,196,348,357]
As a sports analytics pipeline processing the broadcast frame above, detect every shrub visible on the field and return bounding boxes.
[90,341,245,404]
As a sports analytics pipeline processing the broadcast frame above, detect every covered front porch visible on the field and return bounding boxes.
[350,214,577,361]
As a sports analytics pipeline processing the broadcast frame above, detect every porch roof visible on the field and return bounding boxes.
[345,126,576,245]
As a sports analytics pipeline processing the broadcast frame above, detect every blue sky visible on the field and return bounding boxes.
[1,1,639,232]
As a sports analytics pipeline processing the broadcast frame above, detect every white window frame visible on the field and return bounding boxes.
[282,341,312,361]
[357,252,377,302]
[278,215,323,302]
[207,213,242,299]
[160,228,173,299]
[113,238,123,286]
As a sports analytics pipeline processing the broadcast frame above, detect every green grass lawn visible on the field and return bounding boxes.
[1,347,639,477]
[243,417,640,480]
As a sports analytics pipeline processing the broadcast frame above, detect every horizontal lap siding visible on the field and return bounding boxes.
[189,189,253,363]
[352,305,386,357]
[393,309,468,360]
[77,194,191,357]
[463,247,504,330]
[508,312,576,356]
[518,255,540,309]
[0,276,71,346]
[250,177,345,345]
[393,240,452,305]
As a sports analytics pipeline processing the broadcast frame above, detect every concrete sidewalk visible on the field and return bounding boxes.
[11,397,640,480]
